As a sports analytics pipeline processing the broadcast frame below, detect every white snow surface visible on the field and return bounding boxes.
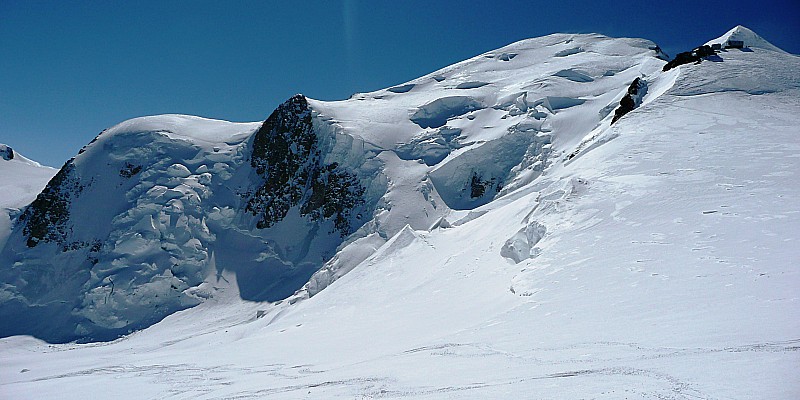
[1,28,799,398]
[0,146,56,250]
[705,25,786,53]
[103,114,259,146]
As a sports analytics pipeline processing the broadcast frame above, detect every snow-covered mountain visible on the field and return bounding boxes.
[1,26,799,398]
[0,28,668,343]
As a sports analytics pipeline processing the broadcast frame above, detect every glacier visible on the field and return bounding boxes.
[0,25,798,399]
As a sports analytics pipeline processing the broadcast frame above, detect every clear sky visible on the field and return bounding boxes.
[2,0,798,167]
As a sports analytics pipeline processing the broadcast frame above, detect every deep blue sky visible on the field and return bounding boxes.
[2,1,798,167]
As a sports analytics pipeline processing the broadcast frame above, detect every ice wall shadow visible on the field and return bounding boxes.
[212,228,319,302]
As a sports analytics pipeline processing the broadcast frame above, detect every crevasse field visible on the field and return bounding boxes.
[1,26,798,399]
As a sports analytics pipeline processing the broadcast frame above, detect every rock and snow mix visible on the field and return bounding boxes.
[1,26,798,398]
[0,146,56,251]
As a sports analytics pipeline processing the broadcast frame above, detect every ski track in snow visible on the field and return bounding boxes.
[7,339,797,399]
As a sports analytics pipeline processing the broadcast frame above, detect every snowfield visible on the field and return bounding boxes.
[1,26,799,399]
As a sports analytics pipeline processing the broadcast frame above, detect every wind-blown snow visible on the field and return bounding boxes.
[1,27,799,399]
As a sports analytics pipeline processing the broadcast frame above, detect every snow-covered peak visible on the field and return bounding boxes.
[705,25,787,53]
[0,144,50,168]
[98,114,260,148]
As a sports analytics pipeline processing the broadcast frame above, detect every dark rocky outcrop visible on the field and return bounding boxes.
[611,78,646,125]
[469,172,501,199]
[246,95,366,236]
[18,160,83,247]
[0,145,14,160]
[119,162,142,178]
[77,130,106,155]
[663,45,717,71]
[649,45,670,61]
[299,162,366,235]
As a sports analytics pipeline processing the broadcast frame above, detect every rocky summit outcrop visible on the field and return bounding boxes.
[246,95,366,236]
[663,44,718,71]
[18,160,83,248]
[0,144,14,161]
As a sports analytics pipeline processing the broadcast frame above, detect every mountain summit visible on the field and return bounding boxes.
[1,27,799,398]
[705,24,787,52]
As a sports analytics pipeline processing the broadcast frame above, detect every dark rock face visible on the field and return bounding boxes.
[663,45,717,71]
[246,95,366,236]
[119,162,142,178]
[611,78,645,125]
[726,40,744,49]
[469,172,501,199]
[18,160,83,248]
[0,145,13,160]
[649,45,670,61]
[77,130,106,155]
[299,163,365,235]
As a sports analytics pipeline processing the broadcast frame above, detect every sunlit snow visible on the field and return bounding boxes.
[1,26,798,399]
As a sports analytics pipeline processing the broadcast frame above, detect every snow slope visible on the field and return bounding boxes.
[0,145,56,251]
[1,27,799,398]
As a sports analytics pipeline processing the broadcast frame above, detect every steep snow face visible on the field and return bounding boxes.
[309,34,666,212]
[0,116,261,341]
[297,33,668,294]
